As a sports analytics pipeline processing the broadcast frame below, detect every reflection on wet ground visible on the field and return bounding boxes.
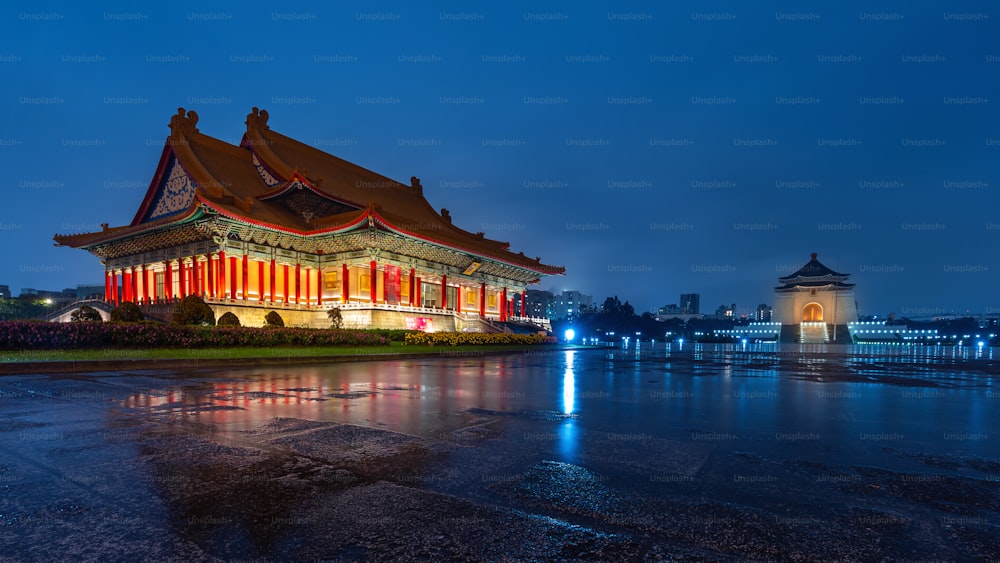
[0,343,998,560]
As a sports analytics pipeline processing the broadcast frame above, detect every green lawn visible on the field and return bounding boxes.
[0,342,551,363]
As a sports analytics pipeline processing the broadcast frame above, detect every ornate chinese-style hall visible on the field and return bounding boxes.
[774,253,858,343]
[55,108,563,330]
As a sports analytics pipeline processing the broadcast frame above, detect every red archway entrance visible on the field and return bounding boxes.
[802,303,823,322]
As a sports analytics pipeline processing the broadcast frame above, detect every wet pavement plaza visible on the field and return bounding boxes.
[1,343,998,561]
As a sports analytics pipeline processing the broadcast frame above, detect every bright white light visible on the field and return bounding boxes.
[564,328,575,342]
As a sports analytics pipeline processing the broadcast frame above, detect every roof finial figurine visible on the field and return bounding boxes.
[169,108,199,136]
[246,106,270,130]
[811,252,818,260]
[410,176,423,192]
[441,208,451,223]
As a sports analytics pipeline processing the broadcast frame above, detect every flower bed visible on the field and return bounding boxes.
[404,331,556,346]
[0,320,390,350]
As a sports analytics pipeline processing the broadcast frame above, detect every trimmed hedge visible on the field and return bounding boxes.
[355,329,418,342]
[0,320,389,350]
[217,312,241,326]
[404,332,556,346]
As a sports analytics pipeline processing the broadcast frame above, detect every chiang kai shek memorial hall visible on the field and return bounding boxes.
[54,108,564,330]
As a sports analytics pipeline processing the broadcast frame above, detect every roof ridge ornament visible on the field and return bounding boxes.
[410,176,423,192]
[168,107,199,137]
[246,106,270,131]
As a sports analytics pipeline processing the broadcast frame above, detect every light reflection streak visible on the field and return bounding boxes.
[559,350,579,462]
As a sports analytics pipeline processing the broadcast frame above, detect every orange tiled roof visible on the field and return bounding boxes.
[54,107,563,276]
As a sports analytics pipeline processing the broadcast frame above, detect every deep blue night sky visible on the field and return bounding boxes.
[2,1,998,316]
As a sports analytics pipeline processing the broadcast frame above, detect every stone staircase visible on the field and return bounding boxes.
[799,322,829,344]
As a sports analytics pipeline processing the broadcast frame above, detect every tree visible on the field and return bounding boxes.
[110,302,145,323]
[327,307,343,329]
[601,296,623,316]
[264,311,285,328]
[172,295,215,326]
[70,304,102,322]
[217,312,241,326]
[0,299,48,321]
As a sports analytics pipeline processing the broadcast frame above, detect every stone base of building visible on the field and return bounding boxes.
[136,298,517,332]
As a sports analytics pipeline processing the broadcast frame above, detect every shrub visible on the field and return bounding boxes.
[217,312,241,326]
[70,305,103,322]
[110,302,144,323]
[354,328,417,342]
[264,311,285,328]
[327,307,343,329]
[172,295,215,326]
[0,321,391,350]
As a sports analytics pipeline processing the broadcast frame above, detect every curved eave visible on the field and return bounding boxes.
[371,211,565,276]
[256,172,362,212]
[775,283,856,292]
[197,195,370,236]
[56,204,205,250]
[777,275,850,286]
[200,199,564,276]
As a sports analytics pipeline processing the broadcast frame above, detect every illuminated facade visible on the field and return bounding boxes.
[54,108,563,329]
[774,253,857,343]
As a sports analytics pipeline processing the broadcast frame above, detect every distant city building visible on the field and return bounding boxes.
[548,290,593,320]
[19,287,77,306]
[0,284,9,299]
[75,284,105,300]
[658,304,681,316]
[774,253,858,343]
[755,304,773,322]
[716,303,736,319]
[679,293,700,315]
[524,289,554,319]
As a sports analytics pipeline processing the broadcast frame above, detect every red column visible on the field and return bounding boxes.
[440,275,447,309]
[132,268,139,302]
[229,256,237,301]
[317,269,323,306]
[112,271,119,304]
[415,277,421,307]
[138,265,147,304]
[270,259,276,303]
[342,264,349,303]
[242,255,248,301]
[479,283,486,317]
[191,258,200,297]
[408,268,415,305]
[500,288,507,321]
[178,259,186,298]
[164,261,172,300]
[283,264,289,303]
[206,255,214,298]
[305,267,311,307]
[121,271,128,302]
[521,292,526,318]
[370,260,377,303]
[383,269,388,304]
[258,260,265,302]
[218,251,226,298]
[104,271,110,302]
[294,263,301,305]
